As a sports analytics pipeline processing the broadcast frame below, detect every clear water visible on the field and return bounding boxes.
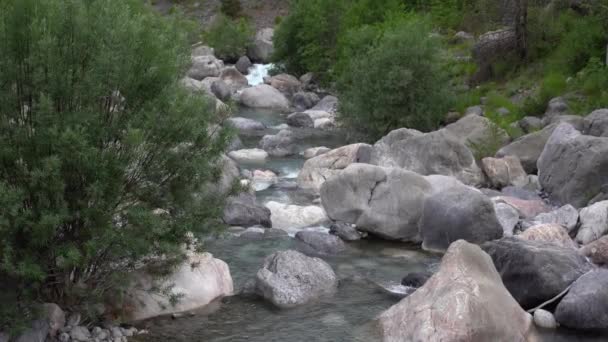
[138,107,608,341]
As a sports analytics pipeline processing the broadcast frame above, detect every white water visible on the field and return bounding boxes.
[246,63,273,86]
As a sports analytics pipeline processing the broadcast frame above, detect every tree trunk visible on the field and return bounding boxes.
[514,0,528,60]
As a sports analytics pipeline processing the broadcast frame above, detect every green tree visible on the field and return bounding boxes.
[0,0,231,325]
[337,16,453,141]
[203,14,253,62]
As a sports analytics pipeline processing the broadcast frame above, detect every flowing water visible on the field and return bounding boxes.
[139,66,608,341]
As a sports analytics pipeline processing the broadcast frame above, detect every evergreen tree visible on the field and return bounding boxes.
[0,0,231,325]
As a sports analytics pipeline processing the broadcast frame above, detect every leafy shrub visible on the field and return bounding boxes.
[571,57,608,114]
[220,0,243,18]
[521,72,567,116]
[203,14,253,62]
[0,0,231,325]
[337,16,453,141]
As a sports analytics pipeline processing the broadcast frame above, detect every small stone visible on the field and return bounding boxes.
[110,326,123,338]
[69,326,91,342]
[59,332,70,342]
[533,309,558,329]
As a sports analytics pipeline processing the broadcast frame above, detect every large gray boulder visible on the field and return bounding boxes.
[371,129,483,187]
[320,164,432,241]
[494,202,520,236]
[543,97,570,124]
[575,200,608,245]
[187,55,224,80]
[420,185,503,252]
[375,240,531,342]
[258,129,298,157]
[555,270,608,330]
[481,156,528,189]
[264,201,328,232]
[235,56,252,75]
[266,73,301,97]
[286,112,314,128]
[255,250,337,308]
[223,193,271,228]
[292,91,320,111]
[537,123,608,208]
[210,79,231,101]
[248,28,274,63]
[298,144,372,194]
[482,237,594,309]
[239,84,290,112]
[584,108,608,137]
[310,95,338,114]
[443,114,509,147]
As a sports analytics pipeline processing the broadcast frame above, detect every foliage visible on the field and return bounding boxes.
[467,120,507,160]
[521,72,567,116]
[220,0,244,18]
[337,16,453,141]
[0,0,231,326]
[571,57,608,114]
[203,14,253,62]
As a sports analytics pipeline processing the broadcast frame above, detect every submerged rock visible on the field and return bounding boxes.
[295,231,346,254]
[226,117,266,135]
[375,240,531,342]
[255,250,337,308]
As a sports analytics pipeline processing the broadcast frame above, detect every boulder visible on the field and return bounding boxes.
[227,148,268,165]
[575,200,608,245]
[400,272,432,288]
[465,105,484,116]
[311,95,339,114]
[303,146,330,159]
[128,252,233,320]
[219,67,248,92]
[522,204,579,232]
[258,130,298,157]
[376,240,531,342]
[210,79,231,101]
[248,28,274,63]
[321,164,432,241]
[518,116,543,133]
[226,117,266,136]
[267,74,301,97]
[313,117,335,130]
[180,77,208,95]
[584,108,608,137]
[543,97,570,124]
[192,45,214,57]
[537,123,608,208]
[255,250,337,308]
[329,221,362,241]
[187,55,224,80]
[482,237,594,309]
[371,129,483,187]
[239,84,290,112]
[533,309,558,329]
[495,202,520,236]
[235,56,252,75]
[207,154,239,196]
[443,114,509,147]
[223,193,271,228]
[423,174,470,195]
[295,231,346,254]
[492,196,551,219]
[252,169,278,191]
[495,122,582,174]
[481,156,527,189]
[298,144,372,194]
[500,186,541,201]
[517,223,577,249]
[555,270,608,330]
[264,201,328,231]
[69,326,91,342]
[286,112,314,128]
[580,235,608,265]
[420,185,503,252]
[292,91,320,111]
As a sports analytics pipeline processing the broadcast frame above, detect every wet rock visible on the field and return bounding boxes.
[420,185,503,252]
[239,84,290,112]
[292,91,320,111]
[223,193,272,228]
[321,164,432,241]
[248,28,274,63]
[329,221,362,241]
[259,130,298,157]
[575,200,608,245]
[235,56,252,75]
[481,156,527,189]
[400,271,432,288]
[127,252,233,320]
[555,269,608,330]
[255,250,337,308]
[227,148,268,165]
[482,237,594,309]
[286,112,314,128]
[518,223,577,249]
[264,201,328,231]
[295,231,346,254]
[580,235,608,265]
[298,143,372,194]
[226,117,266,135]
[252,169,278,191]
[522,204,579,232]
[538,123,608,208]
[495,202,520,236]
[371,128,483,187]
[376,240,531,342]
[302,146,330,159]
[533,309,558,329]
[187,55,224,80]
[584,108,608,137]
